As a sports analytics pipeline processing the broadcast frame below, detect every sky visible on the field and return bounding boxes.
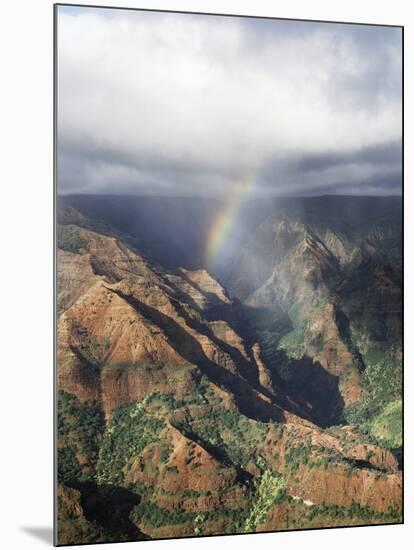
[57,6,402,197]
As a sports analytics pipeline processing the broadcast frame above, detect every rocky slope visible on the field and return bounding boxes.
[56,214,402,545]
[225,196,402,432]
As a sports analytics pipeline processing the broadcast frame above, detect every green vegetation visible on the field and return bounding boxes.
[343,356,402,448]
[338,257,402,445]
[193,513,206,536]
[57,390,104,483]
[96,396,165,485]
[181,489,212,499]
[307,452,355,473]
[243,471,286,532]
[58,447,83,484]
[131,500,251,533]
[369,400,402,448]
[57,224,88,254]
[188,409,268,469]
[306,501,401,524]
[159,442,172,464]
[75,329,111,366]
[94,388,236,487]
[284,443,312,472]
[277,297,329,360]
[57,383,402,537]
[279,325,306,359]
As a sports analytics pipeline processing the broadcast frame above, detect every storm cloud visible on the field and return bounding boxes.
[57,6,402,196]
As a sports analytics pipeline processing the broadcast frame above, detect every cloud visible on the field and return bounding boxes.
[57,7,402,196]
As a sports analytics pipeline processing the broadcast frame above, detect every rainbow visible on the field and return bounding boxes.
[205,171,256,269]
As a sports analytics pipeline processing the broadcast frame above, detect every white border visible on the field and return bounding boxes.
[0,1,411,549]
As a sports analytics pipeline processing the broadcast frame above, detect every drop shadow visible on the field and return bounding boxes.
[20,526,53,545]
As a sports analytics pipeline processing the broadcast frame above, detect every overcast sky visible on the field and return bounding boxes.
[57,6,402,197]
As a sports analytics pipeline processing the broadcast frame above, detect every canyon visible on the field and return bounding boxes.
[56,195,402,544]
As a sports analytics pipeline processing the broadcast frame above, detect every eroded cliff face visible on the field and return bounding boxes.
[57,227,289,420]
[56,217,402,545]
[286,464,402,512]
[225,203,402,426]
